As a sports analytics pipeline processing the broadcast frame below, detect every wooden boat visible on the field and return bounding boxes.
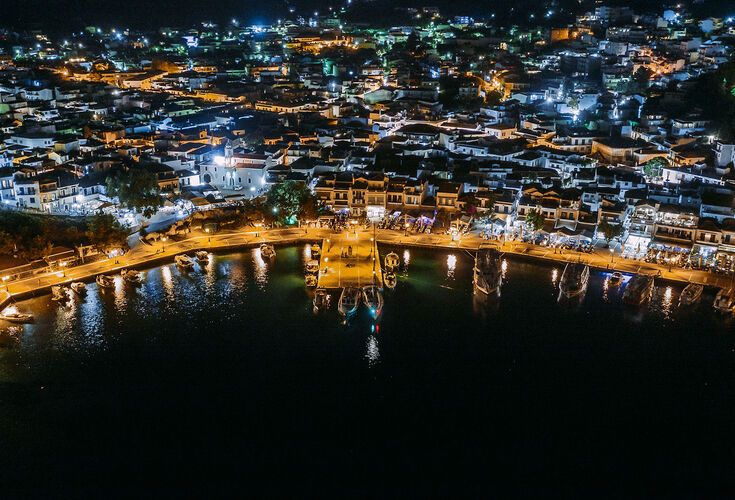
[608,271,623,285]
[384,271,397,289]
[559,263,590,298]
[305,274,318,288]
[384,252,400,271]
[313,288,330,313]
[195,250,209,261]
[0,308,34,324]
[679,283,704,307]
[473,249,503,296]
[70,282,86,295]
[175,254,195,270]
[362,285,384,319]
[51,285,69,302]
[310,244,321,258]
[305,259,320,274]
[713,288,735,313]
[96,274,115,289]
[338,287,361,318]
[622,274,655,305]
[260,244,276,259]
[121,269,143,285]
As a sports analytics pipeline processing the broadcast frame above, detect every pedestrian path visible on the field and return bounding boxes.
[1,227,732,310]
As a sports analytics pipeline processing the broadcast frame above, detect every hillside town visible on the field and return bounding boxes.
[1,2,735,278]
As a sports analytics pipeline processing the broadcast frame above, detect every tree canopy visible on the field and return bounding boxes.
[598,220,623,245]
[0,211,129,261]
[106,168,163,218]
[643,157,668,180]
[525,209,545,233]
[266,181,317,224]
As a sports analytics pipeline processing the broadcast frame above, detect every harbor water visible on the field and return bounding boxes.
[1,245,734,495]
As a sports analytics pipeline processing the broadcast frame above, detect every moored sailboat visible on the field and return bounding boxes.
[338,287,361,319]
[384,271,397,289]
[559,263,590,298]
[121,269,143,285]
[305,259,320,274]
[313,288,330,313]
[0,307,34,323]
[175,254,195,270]
[622,274,655,305]
[260,244,276,259]
[96,274,115,289]
[473,249,503,296]
[713,288,735,313]
[384,252,399,272]
[51,285,69,302]
[679,283,704,307]
[362,285,384,319]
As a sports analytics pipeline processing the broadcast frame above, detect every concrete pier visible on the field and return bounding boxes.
[316,232,382,289]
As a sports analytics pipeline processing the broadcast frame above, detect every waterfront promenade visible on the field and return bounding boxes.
[1,226,733,309]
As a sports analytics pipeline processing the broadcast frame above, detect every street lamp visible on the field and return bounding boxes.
[161,236,167,252]
[609,247,614,263]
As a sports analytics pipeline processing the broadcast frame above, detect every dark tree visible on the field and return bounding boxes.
[106,169,163,218]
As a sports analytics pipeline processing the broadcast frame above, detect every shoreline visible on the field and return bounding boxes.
[1,228,732,310]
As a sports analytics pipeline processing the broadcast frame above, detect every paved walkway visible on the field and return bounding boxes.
[1,226,732,310]
[317,232,382,289]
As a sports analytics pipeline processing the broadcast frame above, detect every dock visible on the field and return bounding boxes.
[316,232,383,289]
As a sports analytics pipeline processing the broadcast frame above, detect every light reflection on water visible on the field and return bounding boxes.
[551,268,559,286]
[0,245,733,383]
[365,335,380,367]
[446,254,457,279]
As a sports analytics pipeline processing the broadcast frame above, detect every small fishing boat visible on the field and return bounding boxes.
[384,271,397,289]
[622,274,655,305]
[195,250,209,261]
[362,285,384,319]
[305,274,318,288]
[679,283,704,307]
[313,288,330,313]
[559,263,590,298]
[473,249,503,296]
[96,274,115,289]
[51,285,69,302]
[713,288,735,313]
[70,282,86,295]
[305,259,320,274]
[121,269,143,285]
[608,271,623,285]
[338,287,361,319]
[384,252,400,271]
[0,308,34,324]
[175,254,195,270]
[260,244,276,259]
[310,244,321,258]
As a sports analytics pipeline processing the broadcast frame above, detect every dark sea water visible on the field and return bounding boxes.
[1,245,734,496]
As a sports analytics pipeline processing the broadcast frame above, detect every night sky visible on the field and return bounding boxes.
[7,0,729,32]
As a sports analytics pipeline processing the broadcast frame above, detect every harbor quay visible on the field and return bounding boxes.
[1,226,733,310]
[317,231,383,289]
